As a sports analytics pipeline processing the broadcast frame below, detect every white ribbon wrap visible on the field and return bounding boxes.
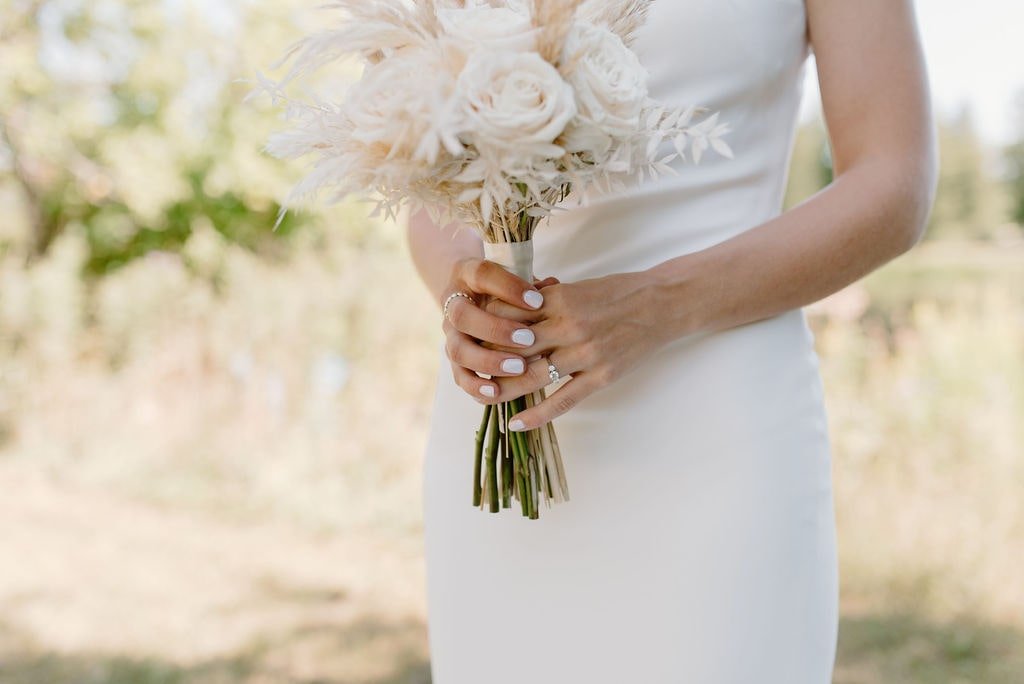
[482,239,535,282]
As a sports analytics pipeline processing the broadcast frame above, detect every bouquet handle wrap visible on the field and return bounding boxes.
[472,237,568,519]
[483,240,535,283]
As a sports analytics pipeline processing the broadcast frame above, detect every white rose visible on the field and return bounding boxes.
[347,47,461,164]
[456,51,576,150]
[562,22,649,138]
[437,4,537,54]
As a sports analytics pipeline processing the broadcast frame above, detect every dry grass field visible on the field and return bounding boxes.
[1,226,1022,683]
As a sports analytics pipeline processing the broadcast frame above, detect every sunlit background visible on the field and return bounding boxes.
[0,1,1021,682]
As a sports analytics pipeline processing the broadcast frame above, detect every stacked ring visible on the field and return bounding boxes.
[443,290,475,323]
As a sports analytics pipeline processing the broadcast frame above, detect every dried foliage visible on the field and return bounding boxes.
[531,0,585,64]
[252,0,733,242]
[578,0,654,47]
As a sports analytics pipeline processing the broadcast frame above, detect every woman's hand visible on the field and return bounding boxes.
[441,256,560,401]
[482,270,677,432]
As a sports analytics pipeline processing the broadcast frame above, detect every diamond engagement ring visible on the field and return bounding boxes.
[547,359,561,383]
[442,290,474,323]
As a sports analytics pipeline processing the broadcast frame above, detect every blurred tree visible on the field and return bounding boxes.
[784,105,1015,241]
[1004,89,1024,227]
[0,0,312,274]
[925,104,1010,241]
[784,115,833,210]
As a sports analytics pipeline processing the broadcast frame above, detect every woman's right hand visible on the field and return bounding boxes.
[441,256,558,402]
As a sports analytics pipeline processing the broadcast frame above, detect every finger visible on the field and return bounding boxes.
[483,278,558,321]
[481,297,544,324]
[446,295,538,349]
[450,359,501,402]
[507,372,601,432]
[458,258,545,311]
[478,316,559,356]
[444,325,530,377]
[492,345,582,398]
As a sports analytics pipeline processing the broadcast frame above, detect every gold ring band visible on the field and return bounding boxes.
[443,290,474,322]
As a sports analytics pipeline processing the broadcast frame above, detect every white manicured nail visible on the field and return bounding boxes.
[501,358,525,374]
[523,290,544,309]
[479,384,495,397]
[508,418,526,431]
[511,328,535,346]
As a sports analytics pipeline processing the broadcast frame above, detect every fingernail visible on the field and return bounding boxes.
[511,328,535,346]
[501,358,525,374]
[523,290,543,309]
[508,418,526,431]
[479,384,495,397]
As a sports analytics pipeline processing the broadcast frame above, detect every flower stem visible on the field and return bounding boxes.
[500,403,512,508]
[510,397,535,518]
[473,403,491,508]
[507,399,530,517]
[485,400,500,513]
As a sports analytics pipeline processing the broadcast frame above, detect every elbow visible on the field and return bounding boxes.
[881,144,939,258]
[893,181,935,256]
[896,127,940,254]
[835,121,939,258]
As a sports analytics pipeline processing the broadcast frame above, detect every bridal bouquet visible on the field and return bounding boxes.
[253,0,733,519]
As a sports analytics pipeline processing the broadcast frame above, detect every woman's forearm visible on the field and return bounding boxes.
[406,206,484,309]
[640,0,939,342]
[643,156,937,339]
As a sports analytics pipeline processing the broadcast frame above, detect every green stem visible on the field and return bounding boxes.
[510,397,535,518]
[501,402,512,508]
[473,404,491,508]
[529,451,540,519]
[507,401,529,517]
[515,459,529,517]
[486,400,500,513]
[481,457,492,510]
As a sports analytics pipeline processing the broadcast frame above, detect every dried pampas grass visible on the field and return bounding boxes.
[532,0,585,64]
[579,0,654,47]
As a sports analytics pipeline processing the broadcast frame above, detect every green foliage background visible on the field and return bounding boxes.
[0,0,311,274]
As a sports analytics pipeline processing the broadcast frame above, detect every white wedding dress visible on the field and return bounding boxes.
[420,1,838,681]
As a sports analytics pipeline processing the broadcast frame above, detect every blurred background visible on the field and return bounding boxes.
[0,1,1021,682]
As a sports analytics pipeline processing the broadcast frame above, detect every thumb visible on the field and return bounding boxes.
[532,276,560,288]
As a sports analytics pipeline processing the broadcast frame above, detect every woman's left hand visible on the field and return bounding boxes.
[479,270,677,432]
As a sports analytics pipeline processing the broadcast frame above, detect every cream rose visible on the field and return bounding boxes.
[437,4,537,54]
[562,22,649,137]
[347,47,461,164]
[456,51,576,150]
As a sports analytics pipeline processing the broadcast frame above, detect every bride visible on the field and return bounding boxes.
[407,0,937,681]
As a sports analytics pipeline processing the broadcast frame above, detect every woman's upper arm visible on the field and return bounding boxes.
[406,205,483,303]
[805,0,939,245]
[806,0,938,180]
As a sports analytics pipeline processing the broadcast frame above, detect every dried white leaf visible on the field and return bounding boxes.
[710,137,734,159]
[457,187,482,203]
[691,136,708,165]
[693,111,720,135]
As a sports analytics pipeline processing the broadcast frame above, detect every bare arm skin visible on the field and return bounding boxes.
[644,0,939,341]
[408,0,938,431]
[406,208,484,309]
